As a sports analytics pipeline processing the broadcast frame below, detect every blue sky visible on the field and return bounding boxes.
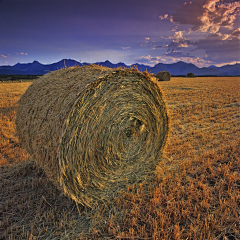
[0,0,239,67]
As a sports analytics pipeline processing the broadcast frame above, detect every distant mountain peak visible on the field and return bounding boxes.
[32,60,42,65]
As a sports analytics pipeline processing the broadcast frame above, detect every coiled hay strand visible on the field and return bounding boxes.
[156,71,171,81]
[16,65,168,207]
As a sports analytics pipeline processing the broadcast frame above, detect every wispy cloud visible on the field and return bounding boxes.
[141,37,151,47]
[121,46,130,50]
[1,54,9,58]
[16,52,28,55]
[220,34,231,41]
[159,13,175,23]
[159,14,169,20]
[183,1,192,5]
[136,55,162,65]
[232,28,240,39]
[166,31,193,51]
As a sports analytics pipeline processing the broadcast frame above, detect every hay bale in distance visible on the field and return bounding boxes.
[16,65,169,207]
[156,71,171,81]
[187,72,195,77]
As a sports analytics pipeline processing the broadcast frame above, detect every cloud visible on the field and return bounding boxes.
[0,54,11,59]
[193,34,240,64]
[159,14,169,20]
[221,34,231,40]
[171,25,178,32]
[141,37,151,47]
[167,31,193,51]
[162,50,212,66]
[184,1,192,5]
[163,51,193,58]
[232,28,240,39]
[145,37,150,42]
[165,2,240,66]
[167,39,192,50]
[169,16,174,23]
[159,13,175,22]
[136,55,162,65]
[174,31,183,39]
[135,53,212,67]
[121,46,130,50]
[199,0,240,33]
[172,0,240,34]
[16,52,28,55]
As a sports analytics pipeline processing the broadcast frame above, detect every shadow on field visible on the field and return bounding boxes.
[0,105,17,116]
[0,160,91,240]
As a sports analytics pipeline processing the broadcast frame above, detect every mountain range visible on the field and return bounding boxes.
[0,59,239,76]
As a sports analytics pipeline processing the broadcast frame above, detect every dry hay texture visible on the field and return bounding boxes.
[156,71,171,81]
[16,65,168,207]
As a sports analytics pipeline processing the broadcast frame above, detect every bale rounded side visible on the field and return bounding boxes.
[16,65,169,207]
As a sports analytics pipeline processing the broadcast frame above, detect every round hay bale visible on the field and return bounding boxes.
[187,72,195,77]
[16,65,168,207]
[156,71,171,81]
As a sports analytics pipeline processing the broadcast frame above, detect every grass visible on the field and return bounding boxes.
[0,81,31,165]
[0,77,239,239]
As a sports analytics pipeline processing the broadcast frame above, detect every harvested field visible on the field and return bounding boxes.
[0,76,239,239]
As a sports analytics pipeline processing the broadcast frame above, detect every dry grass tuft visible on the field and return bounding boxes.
[15,65,168,207]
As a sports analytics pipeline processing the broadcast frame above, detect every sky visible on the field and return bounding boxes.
[0,0,239,67]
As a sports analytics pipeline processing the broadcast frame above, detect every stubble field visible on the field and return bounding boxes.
[0,76,239,239]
